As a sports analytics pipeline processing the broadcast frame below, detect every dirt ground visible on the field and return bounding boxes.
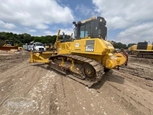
[0,51,153,115]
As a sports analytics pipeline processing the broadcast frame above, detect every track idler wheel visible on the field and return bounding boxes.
[84,63,96,80]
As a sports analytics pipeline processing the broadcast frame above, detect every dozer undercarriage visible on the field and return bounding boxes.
[48,54,104,87]
[137,51,153,59]
[0,46,18,51]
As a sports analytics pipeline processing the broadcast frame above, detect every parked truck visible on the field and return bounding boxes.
[23,42,46,52]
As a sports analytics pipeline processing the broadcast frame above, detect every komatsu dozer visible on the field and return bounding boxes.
[30,16,127,87]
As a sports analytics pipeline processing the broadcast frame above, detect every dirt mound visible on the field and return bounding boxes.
[129,55,153,65]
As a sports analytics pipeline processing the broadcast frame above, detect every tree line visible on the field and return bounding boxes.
[0,32,57,46]
[0,32,130,49]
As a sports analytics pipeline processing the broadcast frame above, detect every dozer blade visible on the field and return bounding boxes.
[0,46,18,51]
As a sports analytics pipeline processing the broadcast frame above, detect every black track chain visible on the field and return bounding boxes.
[49,54,104,87]
[137,53,153,59]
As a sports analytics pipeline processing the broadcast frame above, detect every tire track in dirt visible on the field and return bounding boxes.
[0,62,57,115]
[0,53,153,115]
[0,61,40,113]
[0,60,30,77]
[0,61,31,108]
[95,71,153,115]
[14,66,43,96]
[120,66,153,80]
[50,74,70,115]
[27,70,58,115]
[114,69,153,92]
[0,52,29,73]
[61,74,132,115]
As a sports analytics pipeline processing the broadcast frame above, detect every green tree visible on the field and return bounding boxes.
[111,41,127,49]
[127,43,136,47]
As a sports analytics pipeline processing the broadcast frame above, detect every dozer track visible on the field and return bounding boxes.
[48,54,104,87]
[137,53,153,59]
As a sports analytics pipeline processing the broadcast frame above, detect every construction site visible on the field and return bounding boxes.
[0,47,153,115]
[0,16,153,115]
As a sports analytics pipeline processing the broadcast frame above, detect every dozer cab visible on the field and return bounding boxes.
[30,16,127,87]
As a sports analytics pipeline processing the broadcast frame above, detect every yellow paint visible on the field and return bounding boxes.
[128,44,153,53]
[67,58,74,70]
[114,53,127,66]
[30,30,127,69]
[30,51,53,63]
[56,37,126,69]
[81,17,97,24]
[60,58,65,66]
[147,44,152,50]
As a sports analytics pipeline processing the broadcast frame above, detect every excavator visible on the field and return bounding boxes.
[128,42,153,58]
[30,16,127,87]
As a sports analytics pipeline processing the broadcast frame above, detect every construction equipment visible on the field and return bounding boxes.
[0,40,23,51]
[128,42,153,58]
[45,33,73,51]
[0,40,19,51]
[128,45,137,55]
[30,16,127,87]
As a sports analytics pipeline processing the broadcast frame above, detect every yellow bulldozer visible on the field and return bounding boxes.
[0,40,23,51]
[30,16,127,87]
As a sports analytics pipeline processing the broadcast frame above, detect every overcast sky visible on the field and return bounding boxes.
[0,0,153,44]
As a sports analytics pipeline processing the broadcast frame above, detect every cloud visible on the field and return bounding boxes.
[36,24,49,30]
[92,0,153,44]
[75,4,93,16]
[44,31,57,36]
[117,22,153,44]
[44,28,73,36]
[28,29,37,33]
[0,20,16,29]
[0,0,74,30]
[93,0,153,29]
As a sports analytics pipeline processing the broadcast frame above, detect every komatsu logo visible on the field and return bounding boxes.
[75,43,80,47]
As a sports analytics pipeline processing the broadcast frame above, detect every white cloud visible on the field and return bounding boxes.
[44,30,57,36]
[0,29,20,34]
[117,23,153,44]
[0,20,16,29]
[0,0,74,30]
[75,4,93,16]
[44,28,73,36]
[28,29,37,33]
[36,24,49,30]
[93,0,153,44]
[93,0,153,29]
